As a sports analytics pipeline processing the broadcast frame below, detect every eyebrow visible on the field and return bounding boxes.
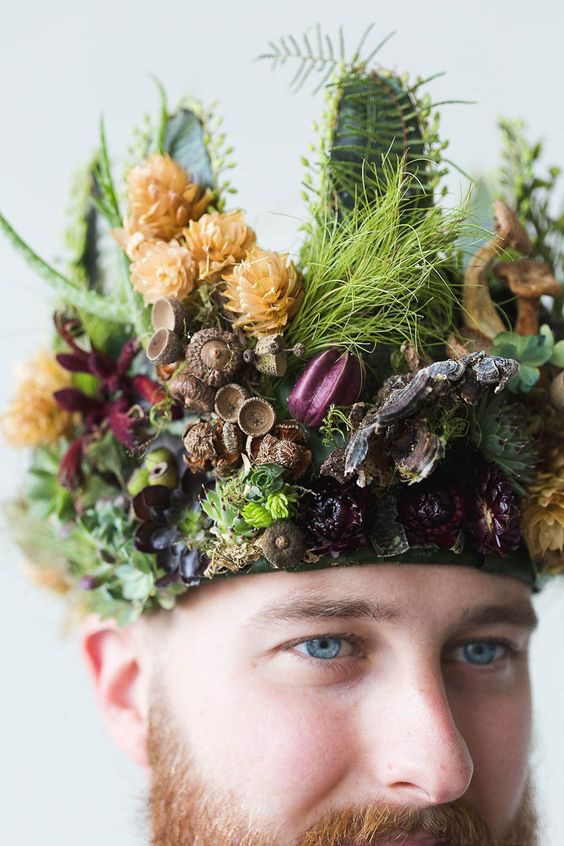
[248,595,539,631]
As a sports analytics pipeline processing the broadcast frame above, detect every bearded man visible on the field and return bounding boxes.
[2,24,562,846]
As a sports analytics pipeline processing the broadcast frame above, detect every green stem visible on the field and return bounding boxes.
[0,211,132,323]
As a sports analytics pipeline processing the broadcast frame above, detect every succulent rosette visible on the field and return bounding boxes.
[1,26,562,623]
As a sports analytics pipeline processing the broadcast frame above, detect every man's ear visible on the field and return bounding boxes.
[80,614,151,768]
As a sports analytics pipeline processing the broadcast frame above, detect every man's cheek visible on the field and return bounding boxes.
[201,687,354,818]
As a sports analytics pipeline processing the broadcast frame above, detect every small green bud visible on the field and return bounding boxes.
[241,502,273,529]
[265,492,290,520]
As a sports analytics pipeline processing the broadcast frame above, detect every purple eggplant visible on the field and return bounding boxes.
[288,348,365,429]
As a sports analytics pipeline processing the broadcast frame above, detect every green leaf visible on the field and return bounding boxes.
[517,364,540,391]
[550,340,564,368]
[84,431,131,488]
[164,109,214,189]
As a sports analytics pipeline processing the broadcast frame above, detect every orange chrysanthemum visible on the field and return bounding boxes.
[130,238,197,305]
[222,246,303,338]
[2,350,77,447]
[184,210,256,282]
[124,154,212,241]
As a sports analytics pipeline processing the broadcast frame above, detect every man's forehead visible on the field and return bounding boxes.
[189,563,538,633]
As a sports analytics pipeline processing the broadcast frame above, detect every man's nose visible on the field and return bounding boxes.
[359,660,474,806]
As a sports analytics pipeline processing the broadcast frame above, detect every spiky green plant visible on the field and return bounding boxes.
[286,159,467,359]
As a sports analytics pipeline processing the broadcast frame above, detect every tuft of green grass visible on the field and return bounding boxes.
[287,158,468,359]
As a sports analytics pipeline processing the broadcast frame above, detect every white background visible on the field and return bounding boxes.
[1,0,564,843]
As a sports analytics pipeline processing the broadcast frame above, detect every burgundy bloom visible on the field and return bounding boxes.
[467,462,521,558]
[52,316,166,486]
[298,480,372,556]
[398,479,467,550]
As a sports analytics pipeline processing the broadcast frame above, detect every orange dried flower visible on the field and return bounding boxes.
[522,445,564,571]
[184,210,256,282]
[130,239,197,305]
[112,218,156,260]
[2,350,77,447]
[125,154,212,241]
[222,246,303,338]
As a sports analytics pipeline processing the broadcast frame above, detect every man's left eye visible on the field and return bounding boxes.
[456,641,509,665]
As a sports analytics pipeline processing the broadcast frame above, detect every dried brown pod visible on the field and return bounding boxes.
[493,259,560,335]
[186,328,244,387]
[389,419,445,484]
[247,421,311,479]
[259,520,307,569]
[246,335,307,376]
[214,383,250,423]
[151,297,189,334]
[147,328,185,365]
[168,371,216,412]
[182,419,242,475]
[238,397,276,436]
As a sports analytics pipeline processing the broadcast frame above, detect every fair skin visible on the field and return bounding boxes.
[81,563,538,843]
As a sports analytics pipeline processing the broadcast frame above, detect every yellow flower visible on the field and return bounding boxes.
[125,154,212,241]
[222,246,303,338]
[184,210,256,282]
[521,446,564,571]
[130,238,197,305]
[2,350,77,447]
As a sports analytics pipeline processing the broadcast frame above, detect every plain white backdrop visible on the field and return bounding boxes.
[1,1,564,843]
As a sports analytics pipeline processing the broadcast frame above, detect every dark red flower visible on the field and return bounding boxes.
[398,479,467,550]
[467,462,521,558]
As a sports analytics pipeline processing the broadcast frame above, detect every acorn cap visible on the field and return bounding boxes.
[151,298,189,335]
[259,520,307,569]
[493,199,532,254]
[147,328,185,365]
[237,397,276,436]
[214,383,250,422]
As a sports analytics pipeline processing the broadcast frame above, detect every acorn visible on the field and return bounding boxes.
[186,328,244,387]
[259,520,307,569]
[151,298,189,335]
[168,371,216,413]
[244,335,306,377]
[147,328,185,366]
[214,383,250,423]
[238,397,276,437]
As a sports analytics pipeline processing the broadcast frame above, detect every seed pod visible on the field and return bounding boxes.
[168,371,216,412]
[238,397,276,436]
[147,328,185,366]
[288,348,365,429]
[214,383,250,422]
[151,298,189,334]
[259,520,306,569]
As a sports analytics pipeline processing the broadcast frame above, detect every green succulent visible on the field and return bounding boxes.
[469,394,539,495]
[241,502,273,529]
[492,324,564,392]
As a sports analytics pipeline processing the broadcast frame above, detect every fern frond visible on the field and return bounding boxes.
[257,24,394,93]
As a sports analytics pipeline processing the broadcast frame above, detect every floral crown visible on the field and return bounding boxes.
[2,28,563,624]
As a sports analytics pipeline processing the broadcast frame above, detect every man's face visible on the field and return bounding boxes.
[143,564,538,845]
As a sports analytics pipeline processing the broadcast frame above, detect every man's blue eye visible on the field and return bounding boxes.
[302,637,343,660]
[462,641,504,665]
